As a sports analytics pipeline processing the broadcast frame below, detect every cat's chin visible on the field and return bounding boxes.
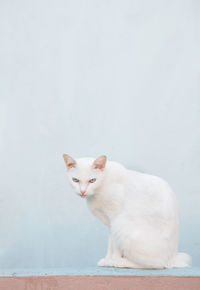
[77,193,90,198]
[78,192,96,198]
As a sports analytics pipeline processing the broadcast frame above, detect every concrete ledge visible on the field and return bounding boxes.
[0,267,200,290]
[0,276,200,290]
[0,266,200,277]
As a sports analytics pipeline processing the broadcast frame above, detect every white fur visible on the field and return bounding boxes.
[64,156,191,269]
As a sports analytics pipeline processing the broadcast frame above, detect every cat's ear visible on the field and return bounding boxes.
[63,154,76,170]
[93,155,107,170]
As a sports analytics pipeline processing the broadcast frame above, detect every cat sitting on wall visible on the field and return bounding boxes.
[63,154,191,269]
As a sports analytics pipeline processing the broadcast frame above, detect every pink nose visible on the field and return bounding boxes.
[80,190,86,195]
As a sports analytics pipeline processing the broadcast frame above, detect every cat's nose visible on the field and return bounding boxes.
[80,190,86,195]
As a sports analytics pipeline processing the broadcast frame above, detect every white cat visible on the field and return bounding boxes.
[63,154,191,269]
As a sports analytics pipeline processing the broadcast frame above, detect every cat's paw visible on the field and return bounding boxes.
[98,257,140,268]
[98,258,106,267]
[98,258,113,267]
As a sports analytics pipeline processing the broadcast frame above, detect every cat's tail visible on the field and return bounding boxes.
[167,252,192,268]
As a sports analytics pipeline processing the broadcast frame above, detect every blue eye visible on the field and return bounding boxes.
[72,178,79,183]
[89,178,96,183]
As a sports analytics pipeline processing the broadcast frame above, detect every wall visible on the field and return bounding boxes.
[0,0,199,268]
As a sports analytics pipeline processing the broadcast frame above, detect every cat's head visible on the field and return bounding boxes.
[63,154,107,198]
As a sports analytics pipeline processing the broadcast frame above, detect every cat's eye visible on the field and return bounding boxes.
[89,178,96,183]
[72,178,79,183]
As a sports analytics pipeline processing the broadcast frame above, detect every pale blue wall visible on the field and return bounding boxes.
[0,0,199,269]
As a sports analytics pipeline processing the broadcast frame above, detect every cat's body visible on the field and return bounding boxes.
[63,155,191,269]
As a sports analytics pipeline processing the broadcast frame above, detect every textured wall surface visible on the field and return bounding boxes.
[0,276,200,290]
[0,0,199,269]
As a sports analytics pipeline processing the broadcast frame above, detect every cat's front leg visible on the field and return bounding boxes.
[98,235,113,266]
[98,235,122,267]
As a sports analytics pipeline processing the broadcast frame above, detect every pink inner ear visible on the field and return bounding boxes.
[63,154,76,169]
[93,156,107,170]
[67,162,76,168]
